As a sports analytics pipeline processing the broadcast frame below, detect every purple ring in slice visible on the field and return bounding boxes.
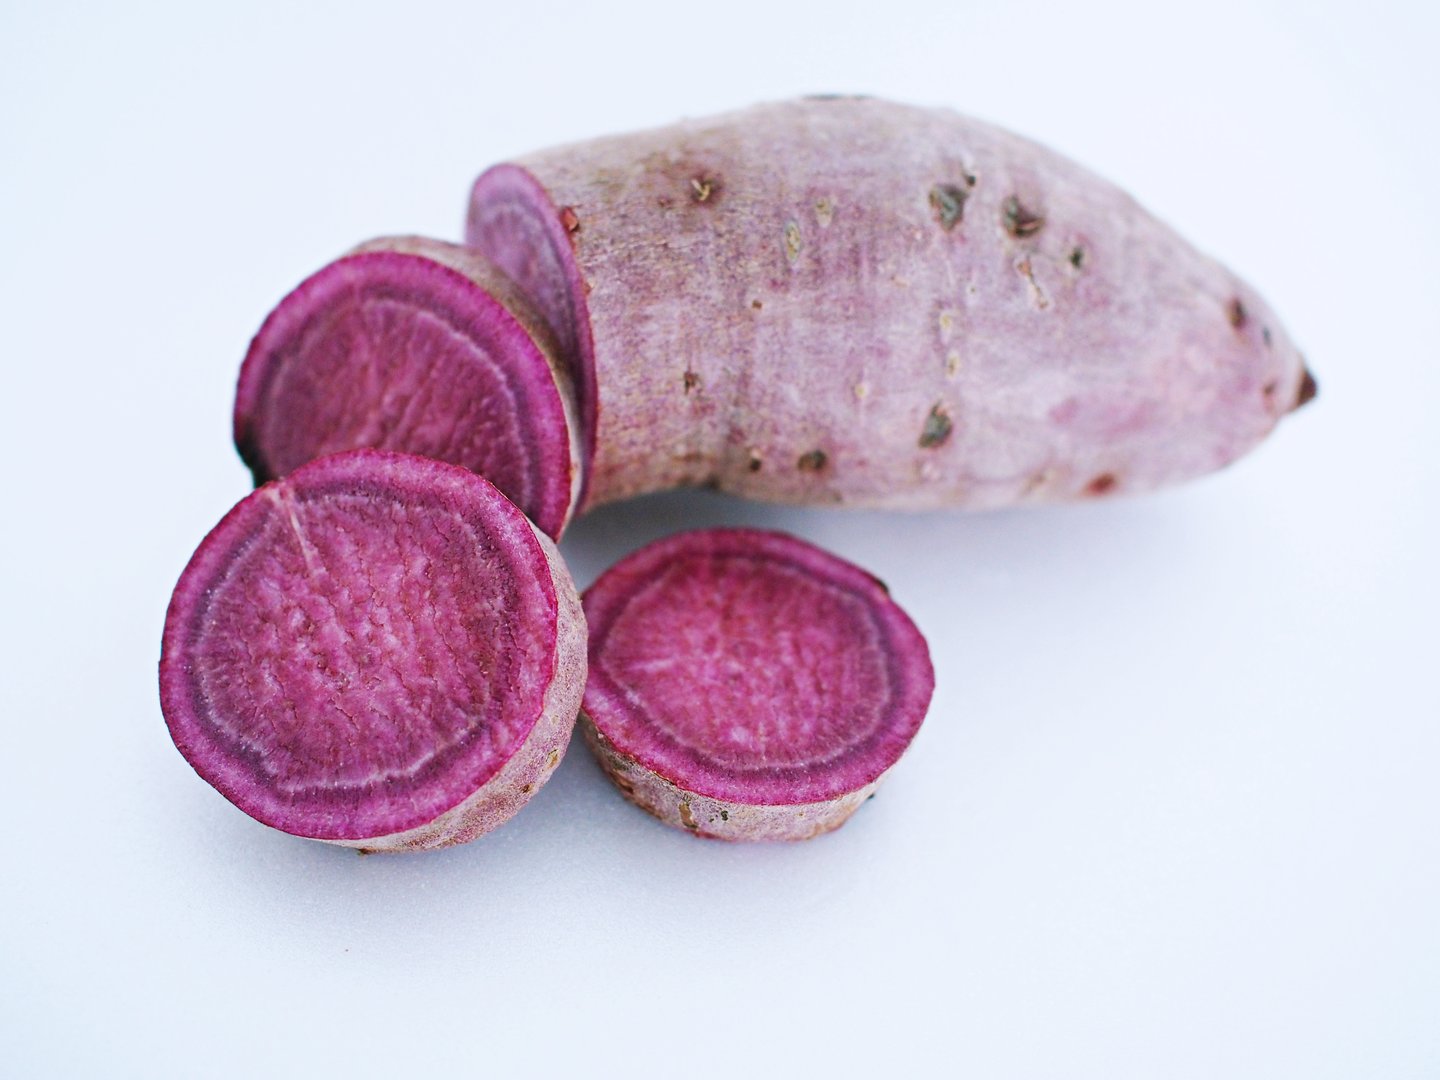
[159,449,586,852]
[581,528,934,841]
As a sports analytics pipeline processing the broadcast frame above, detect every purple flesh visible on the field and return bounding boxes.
[582,529,934,838]
[234,241,578,540]
[159,449,586,850]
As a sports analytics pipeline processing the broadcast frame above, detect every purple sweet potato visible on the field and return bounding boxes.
[159,449,586,852]
[234,237,581,540]
[580,528,934,841]
[467,96,1313,511]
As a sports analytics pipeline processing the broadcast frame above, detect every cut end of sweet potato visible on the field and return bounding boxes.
[466,164,598,510]
[159,450,586,851]
[581,528,934,840]
[233,239,581,540]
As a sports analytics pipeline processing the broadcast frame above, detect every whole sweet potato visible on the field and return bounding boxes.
[236,98,1312,533]
[467,97,1312,513]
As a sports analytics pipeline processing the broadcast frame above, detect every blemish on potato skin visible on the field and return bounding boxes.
[1016,257,1049,308]
[784,220,803,263]
[814,196,835,227]
[1227,297,1248,329]
[1022,468,1055,497]
[945,351,961,378]
[547,748,560,769]
[679,801,699,830]
[683,370,700,393]
[559,207,580,234]
[1085,473,1118,496]
[750,298,764,311]
[798,449,828,472]
[1003,196,1044,237]
[719,809,729,821]
[746,449,764,472]
[919,404,954,448]
[1069,246,1086,269]
[690,177,719,203]
[521,783,534,795]
[929,181,974,230]
[854,381,870,401]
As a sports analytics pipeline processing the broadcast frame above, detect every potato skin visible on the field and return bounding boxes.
[582,717,882,842]
[468,98,1309,511]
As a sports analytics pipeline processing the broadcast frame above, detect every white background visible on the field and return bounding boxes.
[2,2,1437,1077]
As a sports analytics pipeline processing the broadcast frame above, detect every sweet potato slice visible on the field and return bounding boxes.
[159,450,585,851]
[234,238,581,539]
[581,529,933,840]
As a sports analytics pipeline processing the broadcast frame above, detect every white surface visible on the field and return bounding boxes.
[2,2,1437,1076]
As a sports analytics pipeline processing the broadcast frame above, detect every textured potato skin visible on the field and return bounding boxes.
[468,97,1308,511]
[582,717,881,842]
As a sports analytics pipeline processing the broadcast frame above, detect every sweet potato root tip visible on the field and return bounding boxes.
[1295,366,1319,410]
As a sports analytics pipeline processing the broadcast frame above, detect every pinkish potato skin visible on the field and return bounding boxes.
[582,719,881,842]
[467,97,1311,512]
